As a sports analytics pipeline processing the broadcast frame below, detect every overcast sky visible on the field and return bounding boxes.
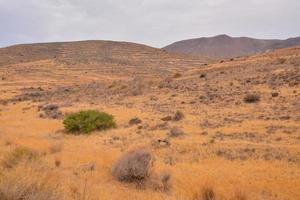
[0,0,300,48]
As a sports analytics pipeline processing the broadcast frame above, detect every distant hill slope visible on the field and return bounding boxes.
[163,34,300,58]
[0,40,168,66]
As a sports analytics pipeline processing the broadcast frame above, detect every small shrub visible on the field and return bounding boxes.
[112,149,153,182]
[168,127,185,137]
[243,94,260,103]
[173,111,184,121]
[63,110,116,134]
[2,147,39,169]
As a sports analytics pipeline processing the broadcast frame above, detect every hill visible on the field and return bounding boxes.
[164,34,300,58]
[0,40,205,68]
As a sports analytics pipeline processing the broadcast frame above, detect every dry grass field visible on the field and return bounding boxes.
[0,41,299,200]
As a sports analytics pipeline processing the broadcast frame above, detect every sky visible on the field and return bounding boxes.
[0,0,300,48]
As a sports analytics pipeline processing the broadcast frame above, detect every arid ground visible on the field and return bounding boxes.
[0,42,299,200]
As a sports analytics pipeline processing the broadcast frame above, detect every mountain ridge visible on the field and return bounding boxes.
[164,34,300,58]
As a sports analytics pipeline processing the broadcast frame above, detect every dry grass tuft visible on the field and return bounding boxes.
[149,171,172,192]
[1,147,39,169]
[0,162,65,200]
[231,190,247,200]
[49,142,64,154]
[192,186,216,200]
[112,148,153,183]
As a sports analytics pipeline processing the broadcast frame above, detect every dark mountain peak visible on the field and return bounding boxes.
[213,34,232,39]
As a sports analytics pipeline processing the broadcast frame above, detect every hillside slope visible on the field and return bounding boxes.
[164,34,300,58]
[0,40,204,68]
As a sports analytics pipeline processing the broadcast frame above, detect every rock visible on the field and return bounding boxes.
[152,138,170,148]
[271,92,279,97]
[161,116,172,121]
[129,117,142,125]
[199,73,206,78]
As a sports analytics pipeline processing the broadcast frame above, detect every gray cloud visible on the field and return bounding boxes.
[0,0,300,47]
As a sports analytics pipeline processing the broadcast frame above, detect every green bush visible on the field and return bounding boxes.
[63,110,116,134]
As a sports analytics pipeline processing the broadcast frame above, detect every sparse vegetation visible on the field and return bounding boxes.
[39,103,63,119]
[0,29,300,200]
[63,110,116,134]
[112,149,153,182]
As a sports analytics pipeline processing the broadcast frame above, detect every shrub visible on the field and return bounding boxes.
[112,149,153,182]
[1,147,39,169]
[63,110,116,134]
[243,94,260,103]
